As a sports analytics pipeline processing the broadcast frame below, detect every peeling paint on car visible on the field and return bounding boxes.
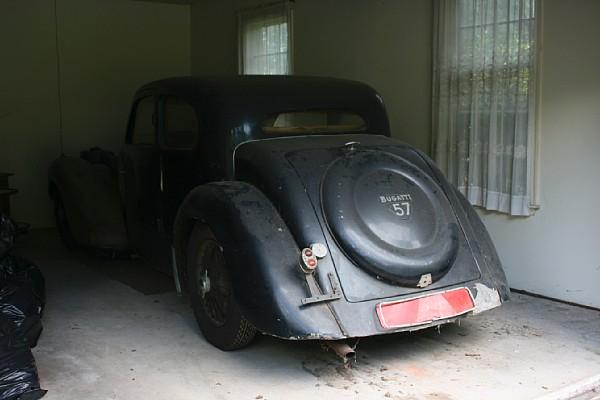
[473,283,502,314]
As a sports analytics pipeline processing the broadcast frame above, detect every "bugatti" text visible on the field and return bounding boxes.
[379,194,412,203]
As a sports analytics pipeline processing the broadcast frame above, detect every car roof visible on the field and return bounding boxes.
[138,75,389,136]
[135,75,391,177]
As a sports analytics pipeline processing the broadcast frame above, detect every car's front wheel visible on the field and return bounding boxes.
[186,223,256,350]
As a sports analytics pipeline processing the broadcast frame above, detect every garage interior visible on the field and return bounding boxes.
[1,1,599,399]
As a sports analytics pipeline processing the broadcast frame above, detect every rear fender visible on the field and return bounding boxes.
[173,181,344,339]
[412,150,510,307]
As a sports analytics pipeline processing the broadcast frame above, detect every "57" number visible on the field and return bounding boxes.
[392,202,411,217]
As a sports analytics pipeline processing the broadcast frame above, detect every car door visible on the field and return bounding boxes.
[120,94,171,273]
[158,96,203,234]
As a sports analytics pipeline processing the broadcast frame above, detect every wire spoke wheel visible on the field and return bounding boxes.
[195,240,230,327]
[187,223,257,350]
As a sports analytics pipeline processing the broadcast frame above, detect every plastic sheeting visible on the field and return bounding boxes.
[0,255,45,347]
[0,307,46,400]
[0,214,46,400]
[0,215,15,260]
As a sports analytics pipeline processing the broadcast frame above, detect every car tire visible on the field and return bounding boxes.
[186,223,256,350]
[53,193,76,249]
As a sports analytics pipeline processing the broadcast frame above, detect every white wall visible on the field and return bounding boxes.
[0,0,191,227]
[0,2,62,227]
[480,0,600,308]
[191,0,433,153]
[294,0,433,154]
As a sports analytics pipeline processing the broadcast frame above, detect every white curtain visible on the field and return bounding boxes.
[432,0,536,216]
[240,3,290,75]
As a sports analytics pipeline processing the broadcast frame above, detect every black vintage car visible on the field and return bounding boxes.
[48,76,509,351]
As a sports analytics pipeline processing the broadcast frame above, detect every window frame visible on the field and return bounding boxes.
[128,95,157,146]
[530,0,543,210]
[237,1,294,75]
[432,0,542,214]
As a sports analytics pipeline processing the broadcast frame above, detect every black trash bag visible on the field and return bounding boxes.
[0,215,15,260]
[0,215,45,348]
[0,306,46,400]
[0,256,45,348]
[0,215,46,399]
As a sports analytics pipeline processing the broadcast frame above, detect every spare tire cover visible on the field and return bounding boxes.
[321,149,459,286]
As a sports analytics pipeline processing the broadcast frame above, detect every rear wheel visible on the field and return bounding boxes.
[186,223,256,350]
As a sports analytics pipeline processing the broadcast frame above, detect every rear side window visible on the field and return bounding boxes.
[132,96,155,145]
[163,97,198,149]
[262,111,366,135]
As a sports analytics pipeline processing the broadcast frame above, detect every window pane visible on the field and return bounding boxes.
[433,0,536,215]
[132,97,154,145]
[240,4,290,75]
[164,98,198,149]
[262,111,366,135]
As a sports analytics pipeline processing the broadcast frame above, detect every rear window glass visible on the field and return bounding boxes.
[262,111,366,135]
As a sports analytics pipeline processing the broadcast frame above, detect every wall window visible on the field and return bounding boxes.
[432,0,538,216]
[238,2,292,75]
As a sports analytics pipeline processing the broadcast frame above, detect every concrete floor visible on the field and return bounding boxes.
[15,229,600,400]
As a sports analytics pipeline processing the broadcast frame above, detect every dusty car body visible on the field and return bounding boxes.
[48,76,509,350]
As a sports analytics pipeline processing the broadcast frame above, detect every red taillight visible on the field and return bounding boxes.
[300,248,318,273]
[376,287,474,329]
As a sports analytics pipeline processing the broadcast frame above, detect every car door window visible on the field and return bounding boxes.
[132,96,156,145]
[163,97,198,149]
